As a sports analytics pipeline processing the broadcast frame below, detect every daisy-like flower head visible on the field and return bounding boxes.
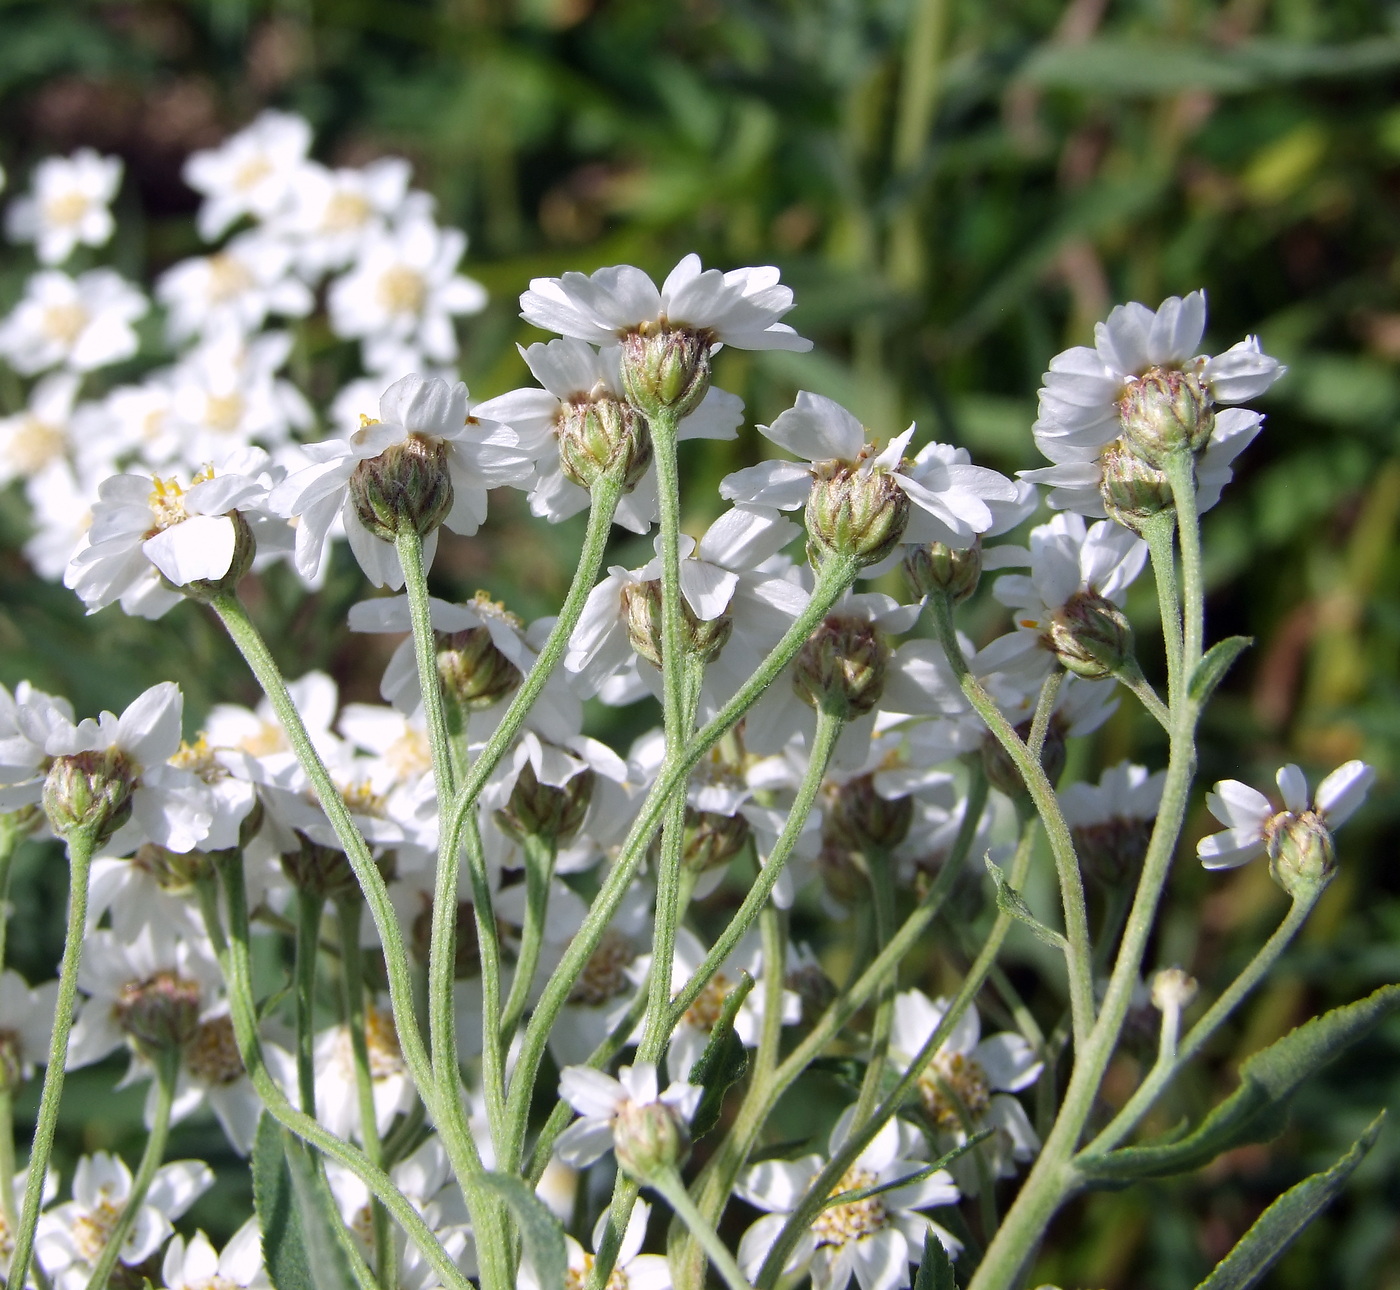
[0,969,60,1089]
[555,1062,701,1179]
[183,109,313,240]
[521,253,810,418]
[737,1107,961,1290]
[5,149,123,265]
[1060,760,1166,886]
[722,392,1020,569]
[65,446,283,620]
[0,268,147,376]
[269,372,533,588]
[1021,291,1284,526]
[1197,760,1375,897]
[889,992,1041,1192]
[156,230,314,344]
[161,1222,270,1290]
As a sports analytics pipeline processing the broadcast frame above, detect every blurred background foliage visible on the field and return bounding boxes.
[1,0,1399,1285]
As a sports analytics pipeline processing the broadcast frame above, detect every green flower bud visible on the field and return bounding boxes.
[805,466,910,569]
[816,838,869,907]
[0,1029,25,1091]
[1045,590,1136,681]
[618,325,713,420]
[116,970,203,1055]
[1265,809,1337,899]
[824,773,914,852]
[614,1097,691,1182]
[350,434,454,540]
[557,394,654,492]
[1118,367,1214,468]
[982,717,1066,800]
[495,761,595,844]
[621,578,733,670]
[682,807,751,874]
[1099,439,1176,534]
[1072,816,1152,887]
[174,510,257,604]
[903,538,982,604]
[43,748,136,845]
[281,827,395,900]
[438,627,524,711]
[184,1015,247,1088]
[132,842,214,893]
[794,615,889,720]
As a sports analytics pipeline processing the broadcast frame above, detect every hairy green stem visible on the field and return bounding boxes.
[651,1168,753,1290]
[851,846,898,1129]
[499,832,557,1041]
[294,890,322,1115]
[1140,509,1183,708]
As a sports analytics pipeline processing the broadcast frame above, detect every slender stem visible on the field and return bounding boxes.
[396,528,457,802]
[0,814,19,981]
[0,817,19,1229]
[84,1048,179,1290]
[9,826,96,1290]
[1118,660,1171,732]
[210,593,435,1115]
[755,816,1039,1288]
[1085,892,1317,1157]
[1141,509,1182,702]
[755,901,787,1088]
[1167,454,1205,675]
[851,847,897,1129]
[198,857,478,1290]
[1027,668,1063,757]
[499,833,556,1040]
[927,594,1095,1052]
[336,899,395,1290]
[586,1175,640,1290]
[649,1169,753,1290]
[294,890,322,1116]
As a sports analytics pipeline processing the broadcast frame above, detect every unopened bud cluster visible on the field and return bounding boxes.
[558,393,653,491]
[351,434,454,540]
[496,762,594,844]
[806,465,910,569]
[618,324,713,420]
[437,627,524,711]
[1264,808,1337,898]
[1045,591,1135,681]
[904,538,982,603]
[794,615,888,720]
[43,748,137,844]
[622,578,732,670]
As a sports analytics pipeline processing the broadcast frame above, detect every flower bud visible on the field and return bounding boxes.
[1150,966,1198,1016]
[1072,816,1152,888]
[682,808,751,874]
[0,1031,25,1091]
[805,467,910,569]
[557,394,654,492]
[614,1097,691,1181]
[824,774,914,852]
[1118,367,1214,468]
[787,958,837,1022]
[1045,591,1136,681]
[175,510,257,604]
[816,838,868,908]
[495,761,595,844]
[43,748,136,845]
[903,538,981,604]
[184,1015,247,1088]
[350,434,454,540]
[1099,439,1176,534]
[618,326,712,421]
[281,831,394,900]
[621,578,733,670]
[116,970,203,1055]
[437,627,523,711]
[411,898,481,979]
[982,717,1066,800]
[794,615,888,720]
[1265,809,1337,899]
[133,842,214,893]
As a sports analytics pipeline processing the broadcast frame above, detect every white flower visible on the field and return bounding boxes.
[519,1200,671,1290]
[270,373,532,588]
[328,214,486,372]
[35,1152,213,1286]
[183,110,313,240]
[473,336,743,534]
[64,449,281,618]
[0,969,61,1083]
[736,1107,961,1290]
[720,392,1021,548]
[0,372,86,494]
[0,269,146,374]
[1197,760,1375,870]
[521,253,811,351]
[6,149,123,264]
[157,230,313,343]
[161,1222,270,1290]
[312,996,416,1141]
[0,680,75,816]
[554,1062,701,1168]
[889,992,1041,1190]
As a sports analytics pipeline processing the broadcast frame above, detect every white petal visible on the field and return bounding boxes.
[1314,760,1375,827]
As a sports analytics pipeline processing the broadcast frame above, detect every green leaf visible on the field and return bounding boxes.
[1189,636,1253,707]
[985,853,1067,951]
[477,1172,567,1290]
[1078,985,1400,1182]
[282,1136,375,1290]
[1195,1112,1385,1290]
[687,971,754,1138]
[912,1229,957,1290]
[825,1132,993,1211]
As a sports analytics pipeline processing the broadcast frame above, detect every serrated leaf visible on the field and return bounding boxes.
[477,1172,567,1290]
[912,1229,957,1290]
[985,854,1067,950]
[1189,636,1253,706]
[1195,1112,1384,1290]
[1078,985,1400,1182]
[687,971,754,1138]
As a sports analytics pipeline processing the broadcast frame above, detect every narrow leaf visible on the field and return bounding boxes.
[1079,985,1400,1181]
[687,971,754,1138]
[477,1171,567,1290]
[985,854,1067,950]
[912,1229,957,1290]
[253,1115,315,1290]
[1195,1112,1385,1290]
[824,1131,993,1210]
[1189,636,1253,706]
[282,1136,375,1290]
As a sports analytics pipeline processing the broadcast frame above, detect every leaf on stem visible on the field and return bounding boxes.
[984,853,1068,951]
[477,1171,567,1289]
[1188,635,1253,707]
[688,971,754,1138]
[912,1228,958,1290]
[1194,1112,1385,1290]
[1077,984,1400,1182]
[826,1132,994,1211]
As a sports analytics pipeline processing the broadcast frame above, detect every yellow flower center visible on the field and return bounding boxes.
[146,466,215,535]
[9,417,65,475]
[364,1005,406,1079]
[42,302,88,344]
[812,1166,886,1248]
[323,191,372,232]
[377,265,426,315]
[684,972,731,1033]
[917,1050,992,1132]
[205,393,246,433]
[171,734,225,783]
[234,156,272,192]
[205,253,255,302]
[185,1015,246,1086]
[341,779,387,818]
[384,728,431,782]
[569,929,638,1006]
[565,1253,628,1290]
[43,190,90,227]
[71,1193,125,1263]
